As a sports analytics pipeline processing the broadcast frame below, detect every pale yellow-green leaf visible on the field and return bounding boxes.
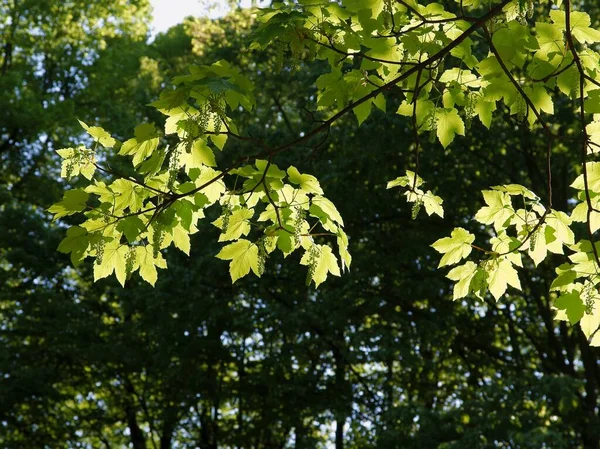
[435,108,465,148]
[172,225,191,255]
[135,246,167,286]
[571,162,600,192]
[571,199,600,233]
[422,191,444,218]
[446,261,478,300]
[181,139,217,169]
[580,299,600,339]
[287,166,324,195]
[487,257,521,300]
[431,227,475,267]
[312,196,344,225]
[301,245,341,287]
[216,239,260,283]
[93,240,128,286]
[386,170,424,189]
[474,190,514,230]
[546,210,574,246]
[193,167,226,204]
[475,97,496,129]
[215,208,253,242]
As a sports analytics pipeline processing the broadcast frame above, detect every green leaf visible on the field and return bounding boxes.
[119,123,161,166]
[474,190,513,230]
[546,210,574,247]
[110,179,146,212]
[422,191,444,218]
[492,184,537,199]
[209,133,228,150]
[475,97,496,129]
[386,170,423,189]
[571,162,600,192]
[550,10,600,44]
[287,166,324,195]
[117,217,146,244]
[342,0,385,18]
[431,227,475,268]
[216,239,260,282]
[214,207,253,242]
[584,90,600,114]
[48,189,89,220]
[301,244,341,287]
[172,224,191,255]
[550,264,578,291]
[486,257,521,300]
[135,245,167,286]
[78,120,116,148]
[57,226,89,265]
[311,196,344,225]
[435,108,465,148]
[446,261,478,300]
[190,167,226,204]
[93,240,128,287]
[181,139,216,169]
[580,300,600,339]
[555,291,585,325]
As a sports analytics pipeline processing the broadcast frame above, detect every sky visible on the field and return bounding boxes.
[149,0,259,35]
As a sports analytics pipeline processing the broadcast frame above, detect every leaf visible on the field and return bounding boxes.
[287,166,324,195]
[209,133,227,150]
[301,244,341,287]
[119,123,161,166]
[580,301,600,339]
[492,184,537,199]
[78,120,116,148]
[48,189,89,220]
[110,179,146,212]
[435,108,465,148]
[474,190,513,230]
[216,239,260,282]
[93,240,128,287]
[190,167,226,204]
[446,261,478,300]
[550,10,600,44]
[386,170,423,189]
[181,139,216,169]
[422,191,444,218]
[431,227,475,268]
[117,216,146,244]
[135,245,167,286]
[554,291,585,324]
[550,264,577,291]
[336,228,352,271]
[546,210,575,247]
[486,257,521,300]
[475,97,496,129]
[57,226,89,265]
[584,90,600,114]
[214,207,253,242]
[571,161,600,192]
[342,0,385,17]
[311,196,344,225]
[172,224,191,255]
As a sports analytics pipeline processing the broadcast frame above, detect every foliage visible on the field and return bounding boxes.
[50,0,600,347]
